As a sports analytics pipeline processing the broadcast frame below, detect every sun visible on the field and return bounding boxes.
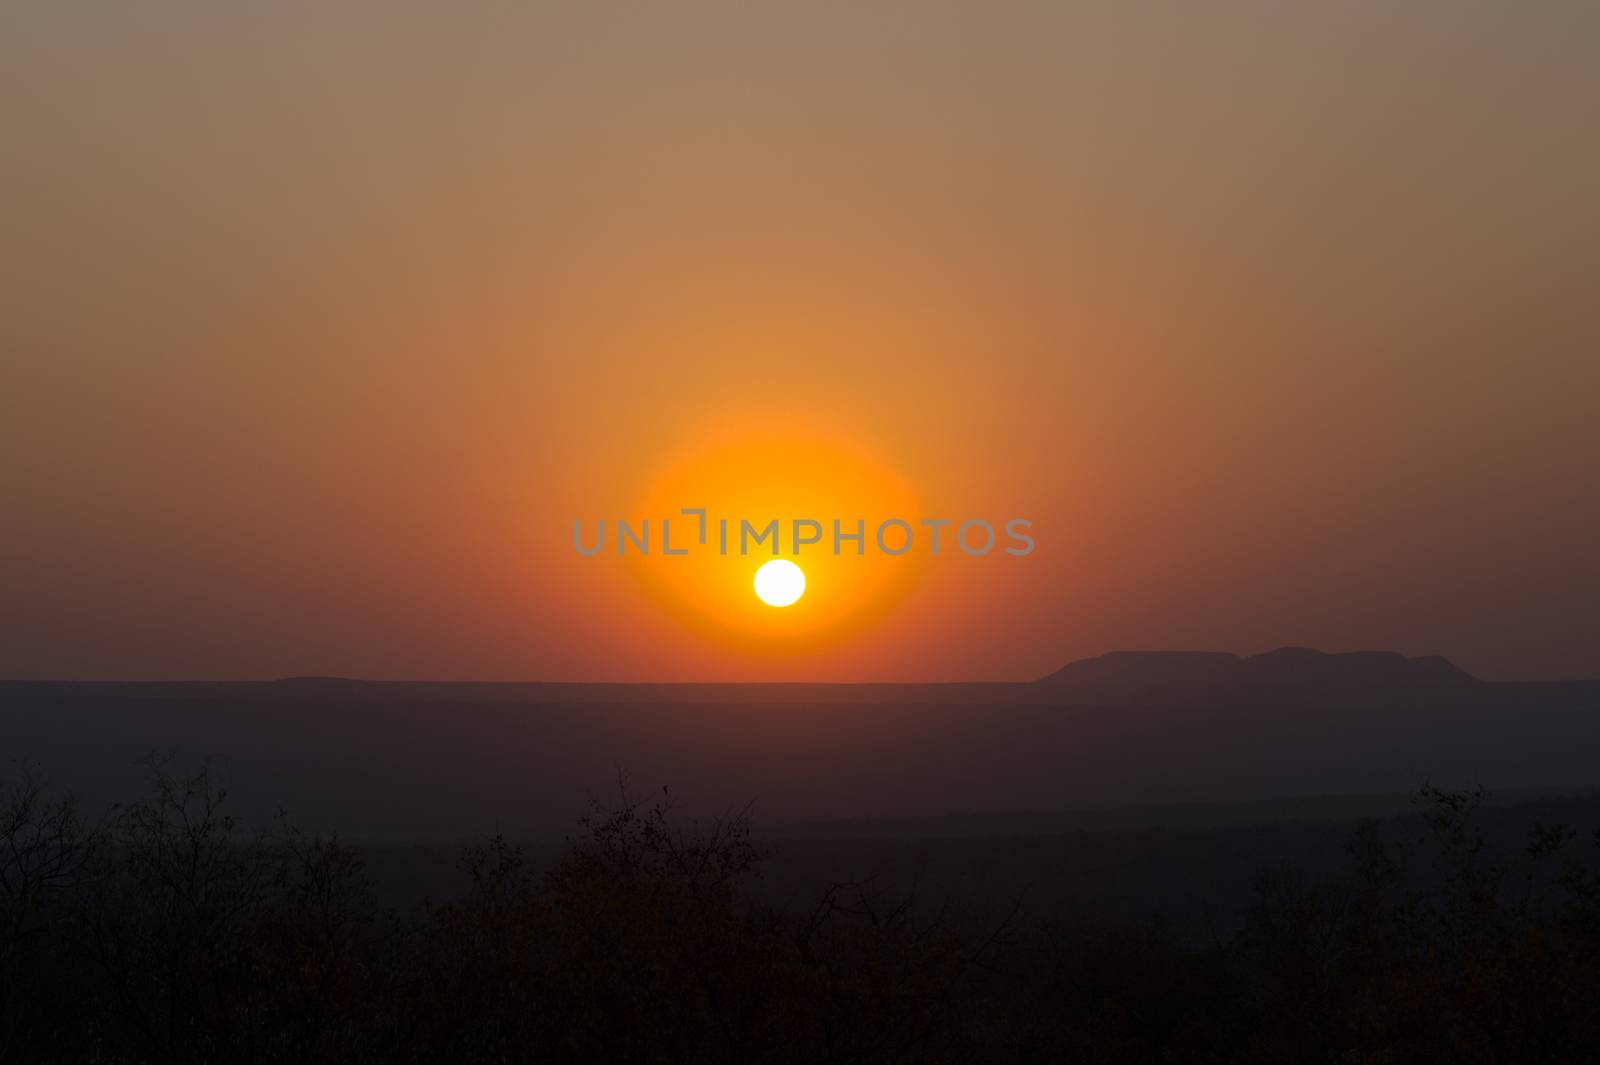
[629,421,925,646]
[753,559,805,607]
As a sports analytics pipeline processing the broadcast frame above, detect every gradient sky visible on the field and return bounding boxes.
[3,1,1597,682]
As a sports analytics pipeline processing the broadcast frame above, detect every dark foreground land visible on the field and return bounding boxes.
[2,760,1600,1063]
[3,652,1599,1062]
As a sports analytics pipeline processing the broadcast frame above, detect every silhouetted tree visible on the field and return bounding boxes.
[0,763,99,1063]
[82,757,381,1064]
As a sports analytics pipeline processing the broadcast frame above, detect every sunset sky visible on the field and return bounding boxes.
[3,1,1597,682]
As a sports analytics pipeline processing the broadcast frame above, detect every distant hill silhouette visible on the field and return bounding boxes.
[2,650,1595,840]
[1039,647,1475,691]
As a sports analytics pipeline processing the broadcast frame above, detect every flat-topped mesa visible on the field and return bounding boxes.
[1242,647,1474,686]
[1039,647,1476,688]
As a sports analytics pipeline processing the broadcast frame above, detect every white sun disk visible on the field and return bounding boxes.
[753,559,806,607]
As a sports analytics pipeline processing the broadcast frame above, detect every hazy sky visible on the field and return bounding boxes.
[3,1,1597,682]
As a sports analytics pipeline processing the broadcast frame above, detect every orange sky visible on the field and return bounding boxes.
[2,2,1597,681]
